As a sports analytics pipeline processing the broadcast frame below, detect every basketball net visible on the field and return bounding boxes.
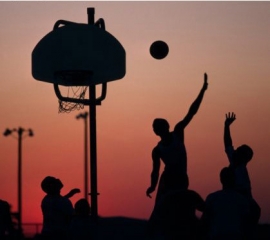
[54,71,90,113]
[58,85,88,113]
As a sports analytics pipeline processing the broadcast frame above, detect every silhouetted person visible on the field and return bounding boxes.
[0,199,15,239]
[224,112,261,238]
[146,73,208,203]
[69,198,96,240]
[224,112,254,198]
[40,176,80,240]
[201,167,250,240]
[148,174,205,239]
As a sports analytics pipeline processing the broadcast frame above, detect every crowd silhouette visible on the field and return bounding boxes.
[1,73,262,239]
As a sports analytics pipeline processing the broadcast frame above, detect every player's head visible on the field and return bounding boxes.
[153,118,170,136]
[75,198,91,216]
[234,144,253,165]
[41,176,63,195]
[220,167,235,189]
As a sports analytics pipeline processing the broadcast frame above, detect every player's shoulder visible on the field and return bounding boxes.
[0,199,9,210]
[225,145,234,153]
[174,120,185,131]
[205,190,224,201]
[153,145,160,152]
[187,189,203,198]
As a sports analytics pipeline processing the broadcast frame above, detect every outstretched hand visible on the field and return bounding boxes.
[67,188,81,198]
[202,73,208,91]
[225,112,236,126]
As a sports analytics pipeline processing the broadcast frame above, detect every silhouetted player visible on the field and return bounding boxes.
[146,73,208,202]
[224,112,254,198]
[201,167,250,240]
[69,198,96,240]
[224,112,261,238]
[41,176,80,240]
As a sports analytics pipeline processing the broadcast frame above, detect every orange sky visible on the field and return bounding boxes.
[1,1,270,225]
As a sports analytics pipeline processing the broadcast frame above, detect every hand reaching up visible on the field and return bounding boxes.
[225,112,236,126]
[202,73,208,91]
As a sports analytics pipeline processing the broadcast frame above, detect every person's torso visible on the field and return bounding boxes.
[158,132,187,174]
[41,195,73,233]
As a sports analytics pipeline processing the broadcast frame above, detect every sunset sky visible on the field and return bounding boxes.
[1,1,270,225]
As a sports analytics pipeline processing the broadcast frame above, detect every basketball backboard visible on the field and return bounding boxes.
[32,23,126,86]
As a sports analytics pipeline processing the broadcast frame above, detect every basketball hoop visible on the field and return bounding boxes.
[31,7,126,222]
[53,70,91,113]
[53,70,108,113]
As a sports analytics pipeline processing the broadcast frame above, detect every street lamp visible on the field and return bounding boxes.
[3,127,34,237]
[76,112,89,201]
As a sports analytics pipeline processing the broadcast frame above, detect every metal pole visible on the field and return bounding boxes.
[3,127,33,238]
[84,115,88,201]
[76,112,89,201]
[87,7,98,221]
[18,127,23,237]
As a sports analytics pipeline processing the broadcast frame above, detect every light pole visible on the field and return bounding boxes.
[3,127,34,237]
[76,112,89,201]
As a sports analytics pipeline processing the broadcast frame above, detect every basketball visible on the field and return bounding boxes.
[150,40,169,60]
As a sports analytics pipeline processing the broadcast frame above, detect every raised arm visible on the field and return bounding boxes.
[224,112,236,147]
[146,147,161,198]
[175,73,208,132]
[64,188,81,199]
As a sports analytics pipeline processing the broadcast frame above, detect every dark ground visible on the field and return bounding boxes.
[89,217,270,239]
[27,217,270,239]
